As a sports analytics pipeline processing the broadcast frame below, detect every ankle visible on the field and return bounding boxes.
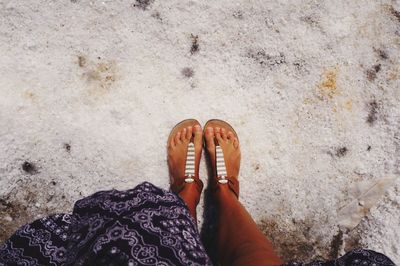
[213,185,238,203]
[212,176,240,199]
[178,183,201,206]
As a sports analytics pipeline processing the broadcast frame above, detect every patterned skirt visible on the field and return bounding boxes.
[0,182,395,266]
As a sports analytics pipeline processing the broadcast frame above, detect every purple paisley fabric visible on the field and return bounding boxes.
[0,182,211,266]
[283,249,395,266]
[0,182,395,266]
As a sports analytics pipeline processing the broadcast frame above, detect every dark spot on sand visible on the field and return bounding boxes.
[293,60,304,69]
[366,100,379,125]
[259,218,316,261]
[64,143,71,152]
[330,229,343,258]
[22,161,38,175]
[0,182,71,243]
[388,5,400,22]
[300,15,320,28]
[0,197,32,241]
[264,17,279,33]
[133,0,154,10]
[336,147,348,157]
[374,48,389,60]
[70,0,78,3]
[181,67,194,78]
[151,11,162,21]
[293,59,309,74]
[344,229,362,252]
[247,49,286,69]
[78,56,86,67]
[366,69,376,81]
[367,145,371,151]
[190,34,199,55]
[81,57,118,92]
[105,75,114,82]
[0,198,11,209]
[255,164,260,171]
[233,10,244,19]
[366,64,381,81]
[61,195,66,199]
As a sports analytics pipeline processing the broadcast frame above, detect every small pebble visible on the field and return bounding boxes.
[4,215,13,222]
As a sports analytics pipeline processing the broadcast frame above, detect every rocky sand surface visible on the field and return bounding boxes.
[1,0,399,263]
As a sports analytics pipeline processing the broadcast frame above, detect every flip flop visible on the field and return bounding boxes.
[168,119,203,197]
[204,119,240,198]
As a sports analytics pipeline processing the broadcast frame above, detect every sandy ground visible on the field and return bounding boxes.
[1,0,399,263]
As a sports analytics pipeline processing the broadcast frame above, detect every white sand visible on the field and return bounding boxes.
[0,0,399,263]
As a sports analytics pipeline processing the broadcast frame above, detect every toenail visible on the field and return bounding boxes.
[215,127,220,131]
[207,127,213,132]
[221,128,225,132]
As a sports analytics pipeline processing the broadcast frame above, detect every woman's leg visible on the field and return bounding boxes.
[215,186,283,266]
[178,183,200,221]
[205,125,283,266]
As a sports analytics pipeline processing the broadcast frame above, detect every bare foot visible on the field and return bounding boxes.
[205,125,241,181]
[168,124,202,184]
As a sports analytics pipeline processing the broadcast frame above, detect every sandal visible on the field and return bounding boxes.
[167,119,204,200]
[204,119,240,198]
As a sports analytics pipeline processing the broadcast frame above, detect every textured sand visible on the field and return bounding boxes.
[0,0,399,263]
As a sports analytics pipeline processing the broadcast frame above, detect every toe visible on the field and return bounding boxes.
[169,136,176,148]
[175,131,182,144]
[180,128,187,141]
[215,127,223,143]
[221,128,227,141]
[227,131,234,141]
[193,125,202,146]
[186,126,193,141]
[205,127,215,150]
[233,138,239,149]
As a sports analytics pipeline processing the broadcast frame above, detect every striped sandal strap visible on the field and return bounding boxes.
[184,143,196,183]
[170,142,203,199]
[214,145,240,198]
